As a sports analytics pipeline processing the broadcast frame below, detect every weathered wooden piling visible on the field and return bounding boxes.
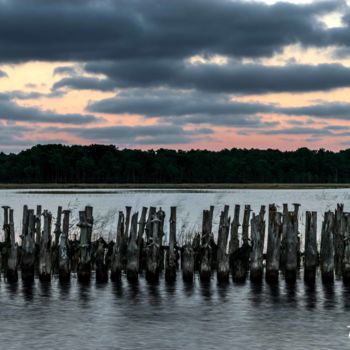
[304,211,318,283]
[320,211,335,283]
[266,204,283,284]
[95,237,108,283]
[39,210,52,281]
[343,213,350,283]
[2,206,11,274]
[200,209,212,282]
[127,212,139,282]
[137,207,147,271]
[124,206,132,240]
[231,205,251,282]
[284,207,299,283]
[52,206,62,275]
[334,204,344,278]
[165,207,177,282]
[59,210,70,282]
[182,243,194,283]
[146,212,161,282]
[7,209,18,282]
[217,205,230,283]
[250,206,266,282]
[21,208,35,283]
[77,207,93,282]
[110,211,125,281]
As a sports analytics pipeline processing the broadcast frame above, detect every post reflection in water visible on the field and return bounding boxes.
[0,274,349,350]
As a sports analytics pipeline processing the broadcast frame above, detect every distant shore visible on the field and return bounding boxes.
[0,183,350,190]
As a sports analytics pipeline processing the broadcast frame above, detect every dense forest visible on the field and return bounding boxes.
[0,144,349,184]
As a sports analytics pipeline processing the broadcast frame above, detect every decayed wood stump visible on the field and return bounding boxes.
[110,211,125,281]
[146,212,161,282]
[127,212,139,282]
[21,207,35,283]
[39,210,52,281]
[320,211,335,283]
[217,205,230,283]
[7,208,18,282]
[250,206,266,282]
[343,213,350,283]
[165,207,177,282]
[304,211,318,283]
[200,209,212,282]
[59,210,71,282]
[334,204,345,278]
[266,204,283,284]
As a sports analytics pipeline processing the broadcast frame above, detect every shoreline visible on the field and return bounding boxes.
[0,183,350,190]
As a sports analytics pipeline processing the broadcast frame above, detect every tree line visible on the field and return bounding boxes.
[0,144,348,184]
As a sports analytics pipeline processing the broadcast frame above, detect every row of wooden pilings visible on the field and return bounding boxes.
[0,203,349,285]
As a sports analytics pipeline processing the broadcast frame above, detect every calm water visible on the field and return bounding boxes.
[1,188,350,349]
[0,273,350,349]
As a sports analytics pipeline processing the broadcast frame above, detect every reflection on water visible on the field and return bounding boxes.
[1,273,350,350]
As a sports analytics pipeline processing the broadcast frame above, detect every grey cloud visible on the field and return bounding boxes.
[53,76,116,91]
[0,95,100,124]
[0,0,344,63]
[53,66,78,76]
[84,60,350,94]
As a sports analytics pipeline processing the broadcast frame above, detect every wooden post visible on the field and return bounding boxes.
[334,203,344,278]
[343,213,350,283]
[59,210,71,282]
[145,212,160,282]
[2,206,11,274]
[304,211,318,283]
[165,207,177,282]
[285,210,298,283]
[182,242,194,283]
[7,209,17,282]
[21,208,35,283]
[266,204,283,283]
[145,207,156,242]
[127,212,139,282]
[52,206,62,275]
[250,206,266,282]
[39,210,52,281]
[95,236,108,283]
[34,205,42,274]
[320,211,335,283]
[77,208,92,283]
[137,207,147,271]
[217,205,230,283]
[242,205,251,245]
[157,208,166,271]
[200,209,212,282]
[124,206,132,240]
[280,203,288,271]
[110,211,124,281]
[229,205,240,255]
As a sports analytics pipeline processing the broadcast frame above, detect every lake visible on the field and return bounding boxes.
[0,188,350,349]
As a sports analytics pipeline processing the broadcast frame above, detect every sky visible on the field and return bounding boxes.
[1,0,350,152]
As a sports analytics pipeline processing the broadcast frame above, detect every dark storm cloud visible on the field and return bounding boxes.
[278,103,350,120]
[0,0,344,63]
[53,66,78,76]
[83,60,350,93]
[0,94,100,124]
[53,77,116,92]
[43,124,213,145]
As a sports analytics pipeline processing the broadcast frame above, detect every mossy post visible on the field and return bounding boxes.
[320,211,335,283]
[266,204,283,284]
[250,206,266,282]
[304,211,318,283]
[77,207,93,283]
[200,209,212,282]
[217,205,230,283]
[59,210,71,282]
[165,207,177,282]
[343,213,350,283]
[110,211,124,281]
[39,210,52,281]
[7,209,18,282]
[146,211,161,282]
[21,208,35,283]
[127,212,139,282]
[334,203,344,278]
